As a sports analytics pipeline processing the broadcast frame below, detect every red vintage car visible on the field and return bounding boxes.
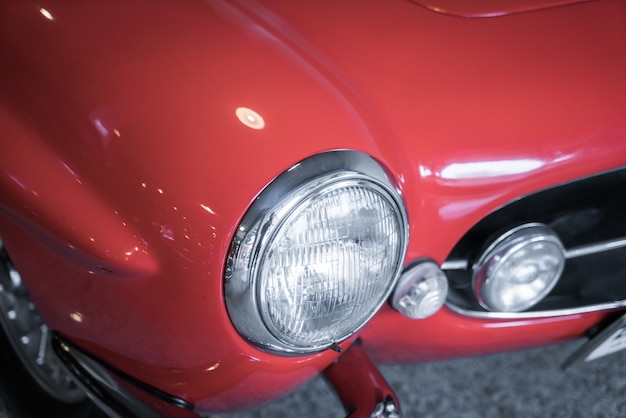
[0,0,625,416]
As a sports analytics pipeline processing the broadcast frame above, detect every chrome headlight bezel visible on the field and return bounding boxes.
[224,151,408,355]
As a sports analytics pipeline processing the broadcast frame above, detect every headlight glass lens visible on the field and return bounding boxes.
[225,152,407,354]
[260,182,402,348]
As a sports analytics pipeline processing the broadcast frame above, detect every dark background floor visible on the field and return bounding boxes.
[217,338,626,418]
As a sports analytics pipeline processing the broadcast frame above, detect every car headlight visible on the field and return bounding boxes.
[224,151,408,354]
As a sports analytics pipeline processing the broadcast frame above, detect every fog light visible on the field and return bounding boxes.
[391,260,448,319]
[473,223,565,312]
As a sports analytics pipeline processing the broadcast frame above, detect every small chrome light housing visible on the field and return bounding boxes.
[225,152,408,354]
[473,223,565,312]
[391,259,448,319]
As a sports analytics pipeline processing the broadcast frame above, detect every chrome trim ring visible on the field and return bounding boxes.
[0,238,85,403]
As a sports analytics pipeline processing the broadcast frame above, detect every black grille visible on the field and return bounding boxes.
[445,166,626,313]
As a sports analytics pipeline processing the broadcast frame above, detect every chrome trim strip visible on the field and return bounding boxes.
[564,237,626,259]
[446,299,626,320]
[51,334,194,418]
[391,259,448,319]
[440,260,467,270]
[442,236,626,271]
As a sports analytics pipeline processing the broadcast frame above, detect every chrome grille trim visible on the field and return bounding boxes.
[446,299,626,320]
[442,236,626,271]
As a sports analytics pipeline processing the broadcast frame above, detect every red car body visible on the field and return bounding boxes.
[0,0,624,416]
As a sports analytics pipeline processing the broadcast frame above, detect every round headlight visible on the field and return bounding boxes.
[473,223,565,313]
[225,152,408,354]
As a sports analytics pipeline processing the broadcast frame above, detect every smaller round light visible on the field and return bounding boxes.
[473,223,565,312]
[391,260,448,319]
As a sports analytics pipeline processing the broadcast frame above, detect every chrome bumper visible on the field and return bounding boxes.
[53,333,402,418]
[51,333,197,418]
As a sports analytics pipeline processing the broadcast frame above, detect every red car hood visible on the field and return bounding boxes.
[408,0,591,17]
[2,0,624,269]
[250,0,626,255]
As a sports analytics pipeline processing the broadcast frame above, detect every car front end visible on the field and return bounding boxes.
[0,0,624,416]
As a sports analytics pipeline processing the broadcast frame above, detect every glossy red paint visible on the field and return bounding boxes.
[407,0,591,17]
[0,0,624,413]
[361,305,613,365]
[324,343,400,417]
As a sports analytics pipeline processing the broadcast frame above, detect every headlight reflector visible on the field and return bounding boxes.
[225,152,407,354]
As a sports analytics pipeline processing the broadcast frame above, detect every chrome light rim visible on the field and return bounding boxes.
[224,151,408,354]
[0,238,85,403]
